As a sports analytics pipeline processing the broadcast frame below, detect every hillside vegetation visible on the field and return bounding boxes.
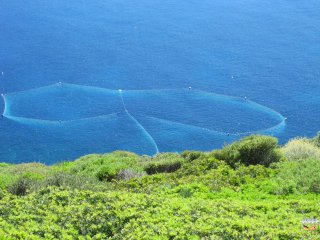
[0,134,320,239]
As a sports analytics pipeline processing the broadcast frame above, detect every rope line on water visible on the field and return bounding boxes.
[1,82,286,139]
[118,89,159,154]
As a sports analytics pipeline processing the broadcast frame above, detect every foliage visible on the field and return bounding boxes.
[116,169,146,181]
[66,151,144,181]
[7,173,43,196]
[311,132,320,148]
[282,138,320,161]
[33,172,111,192]
[212,135,284,167]
[0,188,318,239]
[181,150,206,162]
[272,159,320,194]
[176,156,222,176]
[143,153,184,174]
[0,163,50,190]
[0,134,319,238]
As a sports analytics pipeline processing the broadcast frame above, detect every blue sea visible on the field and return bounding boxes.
[0,0,319,164]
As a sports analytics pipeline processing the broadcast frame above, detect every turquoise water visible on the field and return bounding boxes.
[0,0,319,163]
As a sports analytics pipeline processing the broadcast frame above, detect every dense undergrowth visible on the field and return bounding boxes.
[0,134,320,239]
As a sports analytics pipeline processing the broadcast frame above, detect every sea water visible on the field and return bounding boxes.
[0,0,319,163]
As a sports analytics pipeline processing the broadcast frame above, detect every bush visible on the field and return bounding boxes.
[181,151,205,162]
[7,177,31,196]
[116,169,146,181]
[282,138,320,161]
[212,135,284,167]
[8,163,50,176]
[0,162,50,190]
[0,174,15,190]
[311,132,320,147]
[0,188,316,239]
[0,134,320,239]
[7,174,42,196]
[143,153,184,174]
[33,172,110,192]
[272,159,320,194]
[144,160,182,175]
[67,151,144,181]
[95,165,118,181]
[173,183,211,198]
[177,157,222,176]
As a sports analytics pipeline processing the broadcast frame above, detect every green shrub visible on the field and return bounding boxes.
[0,162,50,190]
[68,151,143,181]
[143,153,184,174]
[272,159,320,194]
[311,132,320,147]
[51,161,75,172]
[173,183,211,198]
[8,177,34,196]
[144,160,182,174]
[177,157,221,176]
[212,135,284,167]
[116,169,146,181]
[7,173,42,196]
[8,163,50,176]
[0,188,316,239]
[32,172,110,192]
[95,165,118,181]
[0,134,320,238]
[282,138,320,161]
[0,174,15,190]
[180,151,205,162]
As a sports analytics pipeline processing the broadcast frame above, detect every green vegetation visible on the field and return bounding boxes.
[212,135,284,167]
[0,134,320,239]
[282,138,320,161]
[312,132,320,147]
[143,153,184,174]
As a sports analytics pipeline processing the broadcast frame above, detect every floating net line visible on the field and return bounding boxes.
[1,82,286,155]
[118,89,159,153]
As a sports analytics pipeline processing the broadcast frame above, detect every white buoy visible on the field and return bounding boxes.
[188,86,192,90]
[118,89,122,92]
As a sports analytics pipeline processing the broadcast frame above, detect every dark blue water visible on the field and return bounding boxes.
[0,0,319,164]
